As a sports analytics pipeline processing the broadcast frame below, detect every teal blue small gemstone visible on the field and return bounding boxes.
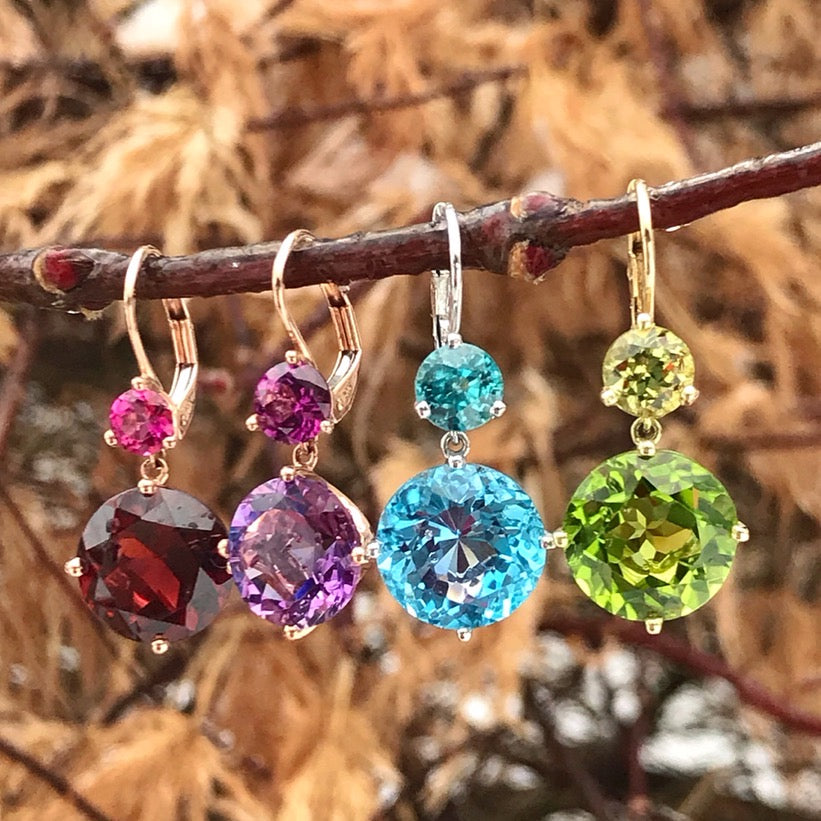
[414,343,504,431]
[376,463,546,630]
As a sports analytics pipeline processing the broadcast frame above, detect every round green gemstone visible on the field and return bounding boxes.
[603,325,694,417]
[563,449,739,621]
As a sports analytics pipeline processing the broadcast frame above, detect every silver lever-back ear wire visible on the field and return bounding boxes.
[430,202,463,348]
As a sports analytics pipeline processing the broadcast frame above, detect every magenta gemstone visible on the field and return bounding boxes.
[76,487,231,644]
[253,361,332,444]
[228,475,365,630]
[109,387,174,455]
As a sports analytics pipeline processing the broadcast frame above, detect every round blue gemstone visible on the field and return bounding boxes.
[376,463,546,630]
[415,343,504,431]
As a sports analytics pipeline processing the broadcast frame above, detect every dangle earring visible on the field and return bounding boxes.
[228,230,373,639]
[376,203,548,641]
[66,247,231,654]
[556,180,749,635]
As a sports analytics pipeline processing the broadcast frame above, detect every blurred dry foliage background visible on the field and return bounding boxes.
[0,1,819,819]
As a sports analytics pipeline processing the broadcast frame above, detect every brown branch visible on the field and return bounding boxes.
[0,142,819,313]
[246,64,526,131]
[0,733,113,821]
[541,614,821,736]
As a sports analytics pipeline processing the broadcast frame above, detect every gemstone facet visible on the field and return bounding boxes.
[109,387,175,455]
[376,463,546,630]
[253,361,332,444]
[229,474,365,630]
[76,487,231,643]
[602,325,694,417]
[415,343,504,431]
[563,449,739,621]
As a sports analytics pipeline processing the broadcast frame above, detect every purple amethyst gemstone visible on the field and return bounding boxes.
[228,475,364,630]
[253,361,332,444]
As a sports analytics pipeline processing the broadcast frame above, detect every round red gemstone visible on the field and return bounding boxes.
[75,487,231,644]
[253,361,332,444]
[109,387,175,455]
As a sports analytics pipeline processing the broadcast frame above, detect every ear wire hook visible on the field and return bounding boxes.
[122,245,198,443]
[430,202,463,348]
[626,179,656,329]
[270,230,362,424]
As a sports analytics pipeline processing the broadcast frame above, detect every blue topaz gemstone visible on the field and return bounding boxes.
[414,343,504,431]
[376,463,546,630]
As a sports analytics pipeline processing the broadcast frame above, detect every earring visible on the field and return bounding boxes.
[556,180,749,635]
[228,230,373,640]
[376,203,548,642]
[65,247,230,654]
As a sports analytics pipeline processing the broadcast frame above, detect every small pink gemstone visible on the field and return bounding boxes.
[109,388,174,455]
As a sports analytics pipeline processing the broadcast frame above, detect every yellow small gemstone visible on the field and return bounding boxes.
[602,325,695,418]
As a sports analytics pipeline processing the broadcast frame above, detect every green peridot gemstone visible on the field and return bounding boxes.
[563,449,739,621]
[603,325,694,417]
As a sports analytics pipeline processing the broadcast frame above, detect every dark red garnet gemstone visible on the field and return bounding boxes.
[75,487,231,644]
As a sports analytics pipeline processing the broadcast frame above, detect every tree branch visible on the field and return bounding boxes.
[1,142,819,313]
[541,613,821,736]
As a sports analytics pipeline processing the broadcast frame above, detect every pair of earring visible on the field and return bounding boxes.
[66,183,749,654]
[66,234,374,653]
[375,188,749,639]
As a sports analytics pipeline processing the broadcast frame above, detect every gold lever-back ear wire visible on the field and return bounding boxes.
[626,179,656,328]
[123,245,198,443]
[271,230,362,424]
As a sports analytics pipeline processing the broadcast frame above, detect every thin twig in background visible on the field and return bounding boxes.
[0,484,135,669]
[540,614,821,736]
[246,64,526,131]
[2,142,819,312]
[523,679,617,821]
[636,0,706,170]
[0,733,113,821]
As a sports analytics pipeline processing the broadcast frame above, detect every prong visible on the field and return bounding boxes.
[540,533,556,550]
[636,313,653,330]
[284,350,299,365]
[103,429,118,447]
[637,440,656,457]
[283,624,316,641]
[64,557,83,577]
[319,419,335,434]
[217,538,230,559]
[131,376,147,390]
[280,465,296,482]
[551,530,569,550]
[414,401,431,420]
[447,454,465,469]
[732,522,750,543]
[245,414,260,432]
[645,618,663,635]
[150,636,170,655]
[600,388,618,407]
[456,627,472,642]
[490,400,507,418]
[366,540,381,560]
[162,435,177,450]
[446,333,462,348]
[138,478,157,496]
[351,546,369,565]
[681,385,700,407]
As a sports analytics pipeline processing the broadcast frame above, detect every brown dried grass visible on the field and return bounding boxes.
[0,0,819,818]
